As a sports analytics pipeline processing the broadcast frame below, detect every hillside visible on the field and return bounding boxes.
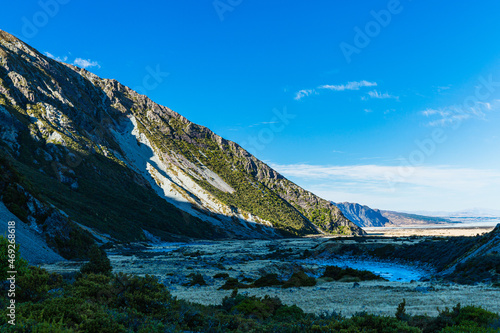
[333,202,453,227]
[333,202,389,227]
[0,29,363,250]
[440,223,500,283]
[380,210,452,226]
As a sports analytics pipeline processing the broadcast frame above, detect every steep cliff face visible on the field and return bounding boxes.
[0,30,363,242]
[333,202,389,227]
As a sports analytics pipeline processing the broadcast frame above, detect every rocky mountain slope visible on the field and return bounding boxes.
[380,210,452,226]
[0,29,363,249]
[333,201,453,227]
[440,223,500,280]
[333,202,389,227]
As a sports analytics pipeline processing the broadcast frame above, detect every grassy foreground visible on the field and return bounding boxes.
[1,237,500,332]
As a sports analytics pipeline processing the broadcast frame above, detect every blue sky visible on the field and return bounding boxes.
[3,0,500,212]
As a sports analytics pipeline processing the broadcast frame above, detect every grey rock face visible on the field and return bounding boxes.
[333,202,389,227]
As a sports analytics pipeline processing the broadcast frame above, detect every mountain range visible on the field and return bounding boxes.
[332,202,389,227]
[0,30,365,259]
[410,208,500,218]
[333,202,453,227]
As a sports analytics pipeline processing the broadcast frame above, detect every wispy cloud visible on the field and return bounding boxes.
[368,90,398,99]
[294,80,377,101]
[421,100,498,126]
[319,80,377,91]
[45,52,101,69]
[249,121,280,127]
[362,90,399,100]
[436,85,451,93]
[270,163,500,189]
[294,89,316,100]
[73,58,101,69]
[269,163,500,211]
[44,52,68,62]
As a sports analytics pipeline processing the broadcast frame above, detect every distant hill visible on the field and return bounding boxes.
[333,202,389,227]
[380,210,453,226]
[333,202,454,228]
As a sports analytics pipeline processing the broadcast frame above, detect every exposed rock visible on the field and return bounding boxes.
[333,202,389,227]
[0,29,363,245]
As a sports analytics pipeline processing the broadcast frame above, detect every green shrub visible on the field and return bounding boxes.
[17,266,63,303]
[72,273,114,304]
[274,304,305,321]
[79,245,112,276]
[341,313,422,332]
[0,235,28,281]
[183,273,206,286]
[454,304,499,327]
[111,273,174,316]
[14,297,127,333]
[322,265,384,281]
[282,271,316,288]
[213,272,229,279]
[252,273,283,287]
[218,277,250,290]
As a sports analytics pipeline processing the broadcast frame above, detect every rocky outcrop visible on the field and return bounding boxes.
[333,202,389,227]
[0,155,95,259]
[0,29,363,242]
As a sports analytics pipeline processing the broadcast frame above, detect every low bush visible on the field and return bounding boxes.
[252,273,283,287]
[0,236,28,281]
[282,271,316,288]
[78,244,112,276]
[183,273,206,286]
[213,272,229,279]
[218,277,250,290]
[16,266,63,303]
[322,265,385,282]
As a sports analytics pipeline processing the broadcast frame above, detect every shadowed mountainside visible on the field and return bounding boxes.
[0,30,363,250]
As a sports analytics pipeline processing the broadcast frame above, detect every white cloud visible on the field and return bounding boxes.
[269,163,500,211]
[249,121,280,127]
[294,89,316,100]
[421,100,497,126]
[365,90,399,100]
[73,58,101,69]
[44,52,68,62]
[436,85,451,93]
[294,80,377,101]
[319,80,377,91]
[44,52,101,69]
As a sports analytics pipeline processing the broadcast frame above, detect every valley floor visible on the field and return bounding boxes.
[171,280,500,317]
[42,237,500,317]
[364,225,495,237]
